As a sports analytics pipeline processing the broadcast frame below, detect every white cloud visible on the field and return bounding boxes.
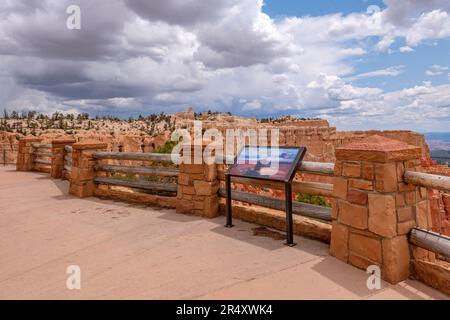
[399,46,414,52]
[376,35,396,52]
[406,10,450,46]
[317,81,450,131]
[1,0,450,131]
[348,66,404,80]
[242,99,262,111]
[426,64,448,76]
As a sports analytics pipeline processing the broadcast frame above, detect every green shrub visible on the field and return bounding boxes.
[154,140,178,154]
[296,192,330,207]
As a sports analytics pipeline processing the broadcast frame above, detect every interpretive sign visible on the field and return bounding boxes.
[225,146,306,246]
[228,146,306,182]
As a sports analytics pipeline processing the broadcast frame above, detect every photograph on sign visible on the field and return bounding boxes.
[228,146,304,181]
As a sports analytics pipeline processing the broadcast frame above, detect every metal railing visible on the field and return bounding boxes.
[410,228,450,259]
[0,143,18,165]
[92,152,178,195]
[404,171,450,192]
[31,143,52,171]
[403,170,450,259]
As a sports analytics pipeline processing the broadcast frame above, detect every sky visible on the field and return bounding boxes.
[1,0,450,132]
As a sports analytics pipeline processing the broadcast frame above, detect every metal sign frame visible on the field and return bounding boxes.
[225,146,306,246]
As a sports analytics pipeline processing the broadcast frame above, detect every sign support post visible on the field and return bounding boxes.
[225,173,233,228]
[285,181,294,246]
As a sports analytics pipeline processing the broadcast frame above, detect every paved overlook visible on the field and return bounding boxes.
[0,166,446,299]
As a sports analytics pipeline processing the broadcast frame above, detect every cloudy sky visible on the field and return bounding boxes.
[1,0,450,131]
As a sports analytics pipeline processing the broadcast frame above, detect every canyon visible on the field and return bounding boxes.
[1,107,449,235]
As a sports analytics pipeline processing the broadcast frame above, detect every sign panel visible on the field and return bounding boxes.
[228,146,306,182]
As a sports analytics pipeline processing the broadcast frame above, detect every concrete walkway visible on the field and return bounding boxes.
[0,166,447,299]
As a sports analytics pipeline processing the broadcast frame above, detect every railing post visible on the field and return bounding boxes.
[176,141,220,218]
[330,135,423,284]
[16,137,42,171]
[51,138,76,179]
[69,140,107,198]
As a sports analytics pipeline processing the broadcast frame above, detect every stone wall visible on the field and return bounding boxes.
[330,135,426,283]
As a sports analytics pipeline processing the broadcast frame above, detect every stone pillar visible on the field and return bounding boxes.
[176,142,220,218]
[69,140,107,198]
[16,137,42,171]
[51,138,76,179]
[330,135,425,284]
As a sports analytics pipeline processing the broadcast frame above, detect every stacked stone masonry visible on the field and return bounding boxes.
[16,137,42,171]
[176,143,220,218]
[330,135,432,284]
[51,138,76,179]
[69,141,108,198]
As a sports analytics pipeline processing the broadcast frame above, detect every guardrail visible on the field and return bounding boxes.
[404,171,450,192]
[63,145,73,179]
[92,151,178,195]
[93,151,172,162]
[0,143,18,165]
[31,143,52,172]
[410,228,450,259]
[402,170,450,260]
[218,188,332,221]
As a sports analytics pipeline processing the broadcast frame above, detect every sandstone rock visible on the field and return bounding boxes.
[368,194,397,238]
[412,260,450,296]
[176,198,194,214]
[404,191,416,206]
[349,253,378,270]
[397,206,413,222]
[375,163,397,193]
[339,201,368,230]
[382,236,410,283]
[362,162,374,180]
[396,193,405,207]
[397,220,416,235]
[416,200,430,229]
[193,181,219,196]
[349,233,382,263]
[348,178,373,191]
[342,162,361,178]
[178,173,190,186]
[333,178,348,199]
[330,223,349,262]
[347,189,367,205]
[222,202,331,243]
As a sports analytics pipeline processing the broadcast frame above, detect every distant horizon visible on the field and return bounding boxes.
[1,108,450,134]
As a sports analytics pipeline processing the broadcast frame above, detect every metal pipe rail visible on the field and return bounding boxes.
[404,171,450,192]
[299,161,334,175]
[222,176,334,198]
[33,151,52,157]
[219,188,332,221]
[93,152,173,162]
[95,164,179,177]
[410,228,450,259]
[34,158,51,165]
[31,143,51,149]
[94,177,177,193]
